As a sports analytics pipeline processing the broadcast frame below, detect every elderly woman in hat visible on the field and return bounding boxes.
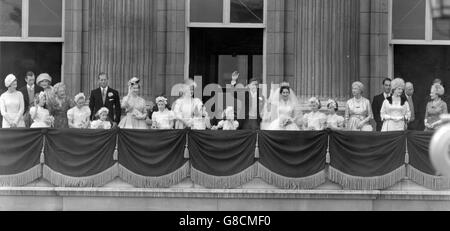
[47,82,74,128]
[36,73,53,100]
[0,74,25,128]
[172,79,204,129]
[345,81,374,131]
[380,78,411,132]
[119,77,148,129]
[90,107,111,129]
[151,96,175,129]
[425,83,448,131]
[30,91,54,128]
[67,92,91,129]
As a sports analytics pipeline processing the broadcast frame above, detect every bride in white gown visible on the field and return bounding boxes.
[262,84,302,130]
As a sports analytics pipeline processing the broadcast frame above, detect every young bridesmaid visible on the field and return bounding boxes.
[30,91,54,128]
[212,106,239,130]
[325,99,344,130]
[90,107,112,129]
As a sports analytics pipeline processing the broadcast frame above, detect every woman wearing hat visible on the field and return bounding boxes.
[36,73,53,101]
[67,93,91,129]
[151,96,175,129]
[0,74,25,128]
[118,77,148,129]
[172,79,204,129]
[90,107,112,129]
[47,83,74,128]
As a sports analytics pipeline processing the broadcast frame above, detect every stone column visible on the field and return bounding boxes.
[64,0,83,97]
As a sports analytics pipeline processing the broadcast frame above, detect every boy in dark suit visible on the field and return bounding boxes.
[372,78,391,131]
[89,73,121,127]
[19,71,44,127]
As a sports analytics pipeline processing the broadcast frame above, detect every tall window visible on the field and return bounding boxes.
[0,0,64,91]
[391,0,450,43]
[189,0,265,26]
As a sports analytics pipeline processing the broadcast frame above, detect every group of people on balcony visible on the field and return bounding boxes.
[0,71,448,132]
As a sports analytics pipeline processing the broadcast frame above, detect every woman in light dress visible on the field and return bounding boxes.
[326,99,345,130]
[47,83,74,128]
[380,78,411,132]
[264,85,302,131]
[90,107,112,129]
[119,77,149,129]
[67,93,91,129]
[303,97,327,131]
[173,79,206,129]
[0,74,25,128]
[151,96,175,130]
[30,91,54,128]
[424,83,448,131]
[345,81,374,131]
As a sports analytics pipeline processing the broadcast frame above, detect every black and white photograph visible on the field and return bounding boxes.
[1,0,450,218]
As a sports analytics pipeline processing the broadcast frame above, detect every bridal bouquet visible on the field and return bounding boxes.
[279,116,293,128]
[46,116,55,127]
[132,109,147,120]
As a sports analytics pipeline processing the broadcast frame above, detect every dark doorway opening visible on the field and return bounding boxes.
[0,42,62,92]
[189,28,263,87]
[394,45,450,130]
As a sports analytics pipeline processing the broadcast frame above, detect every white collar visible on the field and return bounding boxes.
[101,86,108,91]
[383,92,390,98]
[27,84,34,89]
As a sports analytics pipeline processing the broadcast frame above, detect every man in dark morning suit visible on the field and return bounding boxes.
[19,71,44,127]
[89,73,121,127]
[404,82,422,130]
[372,78,392,131]
[229,71,264,130]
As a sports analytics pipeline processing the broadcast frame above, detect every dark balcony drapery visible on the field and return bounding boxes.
[0,129,448,190]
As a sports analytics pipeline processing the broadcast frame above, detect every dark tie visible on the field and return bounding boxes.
[28,87,34,106]
[102,88,106,105]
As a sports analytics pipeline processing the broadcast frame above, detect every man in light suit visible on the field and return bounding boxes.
[19,71,44,127]
[89,73,121,127]
[372,78,391,131]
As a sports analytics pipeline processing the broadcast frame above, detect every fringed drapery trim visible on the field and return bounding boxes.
[407,165,450,190]
[257,162,326,189]
[0,165,42,187]
[118,161,190,188]
[43,164,119,187]
[191,164,257,189]
[328,166,406,190]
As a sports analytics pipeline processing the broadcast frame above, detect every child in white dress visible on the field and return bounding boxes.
[191,105,211,130]
[67,93,91,129]
[212,106,239,130]
[30,91,54,128]
[303,97,327,130]
[90,107,112,129]
[151,96,175,129]
[325,99,345,130]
